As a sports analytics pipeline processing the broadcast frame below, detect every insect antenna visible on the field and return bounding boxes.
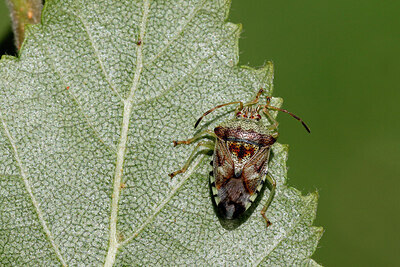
[265,97,311,133]
[194,89,265,128]
[194,101,243,128]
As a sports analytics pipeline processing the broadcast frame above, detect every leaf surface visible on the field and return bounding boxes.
[0,0,322,265]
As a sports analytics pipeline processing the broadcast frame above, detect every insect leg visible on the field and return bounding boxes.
[169,141,215,179]
[245,88,264,106]
[172,129,216,147]
[262,105,279,132]
[260,173,276,227]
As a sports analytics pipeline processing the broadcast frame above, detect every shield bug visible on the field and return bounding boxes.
[169,89,310,227]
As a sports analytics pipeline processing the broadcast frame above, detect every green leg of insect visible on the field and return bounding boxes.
[263,106,279,132]
[173,129,216,146]
[260,173,277,227]
[169,139,215,179]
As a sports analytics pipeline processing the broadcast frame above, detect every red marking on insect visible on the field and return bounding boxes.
[236,107,262,121]
[228,141,257,162]
[170,85,310,229]
[66,86,70,90]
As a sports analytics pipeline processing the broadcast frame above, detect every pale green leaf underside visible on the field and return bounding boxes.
[0,0,322,266]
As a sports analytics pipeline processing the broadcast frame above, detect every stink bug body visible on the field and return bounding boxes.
[169,89,310,227]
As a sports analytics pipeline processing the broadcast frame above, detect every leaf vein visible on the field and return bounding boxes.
[31,30,116,154]
[66,9,124,102]
[253,194,316,266]
[104,1,151,266]
[133,26,241,109]
[0,113,67,266]
[144,0,207,68]
[119,155,205,248]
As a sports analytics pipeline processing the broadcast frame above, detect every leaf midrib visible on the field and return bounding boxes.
[104,1,150,266]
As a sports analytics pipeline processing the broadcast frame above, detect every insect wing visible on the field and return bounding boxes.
[212,138,234,190]
[241,146,270,195]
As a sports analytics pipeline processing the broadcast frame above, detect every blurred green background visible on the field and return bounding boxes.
[0,2,11,52]
[0,0,398,265]
[230,0,400,266]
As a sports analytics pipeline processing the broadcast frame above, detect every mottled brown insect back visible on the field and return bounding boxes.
[212,119,275,220]
[169,88,310,228]
[214,124,277,147]
[227,141,259,163]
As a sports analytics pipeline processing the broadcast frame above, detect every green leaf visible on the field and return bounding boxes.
[0,0,323,265]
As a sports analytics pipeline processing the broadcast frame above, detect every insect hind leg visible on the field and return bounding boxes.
[260,173,276,227]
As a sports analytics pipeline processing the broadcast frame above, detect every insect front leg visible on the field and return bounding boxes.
[263,106,279,132]
[260,173,276,227]
[173,129,216,146]
[169,140,215,178]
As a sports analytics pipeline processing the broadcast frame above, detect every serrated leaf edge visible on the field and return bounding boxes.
[0,0,322,265]
[253,192,321,266]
